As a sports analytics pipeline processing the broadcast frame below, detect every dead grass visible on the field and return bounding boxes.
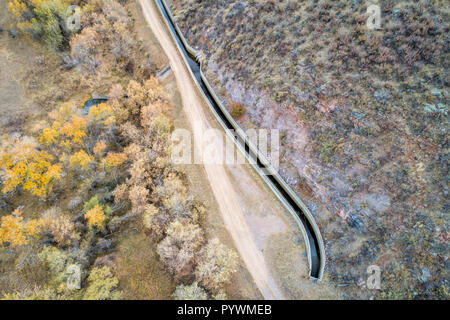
[115,230,175,299]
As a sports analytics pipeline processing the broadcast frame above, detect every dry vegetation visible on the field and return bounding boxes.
[230,101,246,119]
[0,0,238,300]
[168,0,448,299]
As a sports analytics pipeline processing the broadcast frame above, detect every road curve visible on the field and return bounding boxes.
[152,0,325,280]
[139,0,285,299]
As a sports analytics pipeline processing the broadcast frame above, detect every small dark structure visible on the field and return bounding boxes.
[83,95,109,114]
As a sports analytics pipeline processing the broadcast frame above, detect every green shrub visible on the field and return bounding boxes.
[83,196,100,212]
[83,266,122,300]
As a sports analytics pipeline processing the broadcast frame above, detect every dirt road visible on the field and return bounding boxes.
[139,0,285,299]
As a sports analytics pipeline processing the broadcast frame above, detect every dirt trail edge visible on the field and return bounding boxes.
[139,0,285,300]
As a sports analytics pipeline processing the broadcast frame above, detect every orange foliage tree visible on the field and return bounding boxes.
[105,152,127,167]
[93,141,107,155]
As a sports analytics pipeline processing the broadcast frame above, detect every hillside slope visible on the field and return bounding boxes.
[167,0,449,299]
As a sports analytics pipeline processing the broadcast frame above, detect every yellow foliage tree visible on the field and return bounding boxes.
[89,103,113,121]
[60,116,87,145]
[38,127,59,146]
[104,116,116,126]
[84,204,105,230]
[0,209,44,247]
[38,108,87,152]
[7,0,27,17]
[1,149,62,198]
[105,152,127,167]
[69,150,93,169]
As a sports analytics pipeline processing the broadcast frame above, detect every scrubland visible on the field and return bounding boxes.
[168,0,448,299]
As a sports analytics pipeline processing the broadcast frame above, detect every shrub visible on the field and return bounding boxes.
[213,291,228,300]
[128,185,149,215]
[69,150,93,169]
[109,22,133,62]
[125,80,147,117]
[155,173,189,216]
[173,282,208,300]
[195,238,238,291]
[157,220,204,278]
[69,27,100,74]
[127,158,148,185]
[38,245,81,287]
[8,0,72,51]
[83,266,122,300]
[39,127,59,146]
[83,195,100,213]
[230,101,246,119]
[84,204,106,230]
[42,207,79,247]
[112,183,128,203]
[142,204,159,230]
[93,141,107,155]
[150,115,174,136]
[82,196,112,230]
[104,152,127,167]
[102,0,130,24]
